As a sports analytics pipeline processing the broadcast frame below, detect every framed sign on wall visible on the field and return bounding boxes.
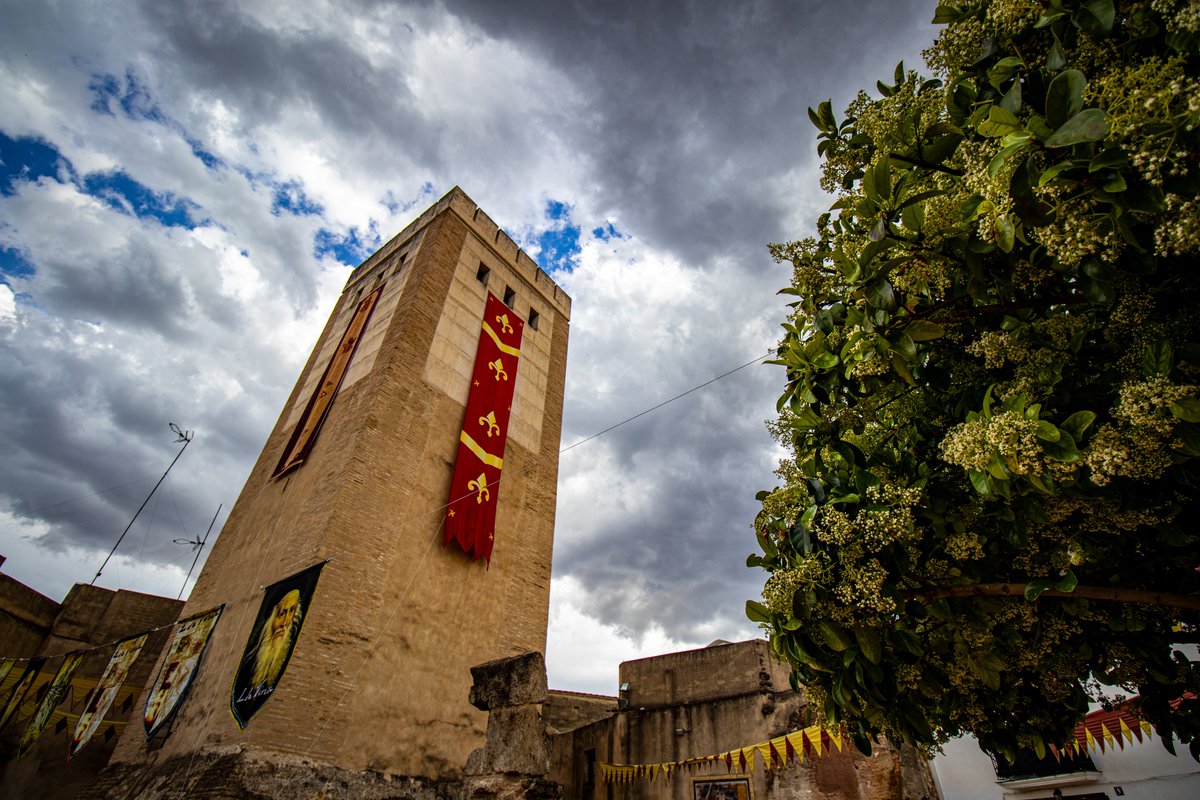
[692,776,752,800]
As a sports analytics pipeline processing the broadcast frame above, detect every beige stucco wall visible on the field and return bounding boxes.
[104,187,570,782]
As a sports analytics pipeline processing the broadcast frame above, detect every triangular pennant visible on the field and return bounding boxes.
[1119,717,1136,745]
[723,751,733,769]
[1100,722,1118,750]
[1048,743,1061,762]
[1084,725,1098,752]
[827,727,843,751]
[757,742,773,769]
[806,726,823,755]
[1140,719,1154,739]
[743,745,757,772]
[788,730,807,762]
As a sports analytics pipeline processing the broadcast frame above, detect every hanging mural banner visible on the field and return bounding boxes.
[144,605,223,739]
[0,656,46,728]
[274,283,385,477]
[18,651,85,757]
[230,561,325,729]
[444,292,524,564]
[69,634,148,759]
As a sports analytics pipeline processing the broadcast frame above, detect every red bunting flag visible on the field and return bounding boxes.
[444,293,524,563]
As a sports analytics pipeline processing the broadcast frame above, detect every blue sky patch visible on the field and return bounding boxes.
[89,70,168,125]
[0,132,66,195]
[82,171,199,228]
[592,221,625,241]
[535,199,582,273]
[314,226,380,267]
[272,180,324,217]
[0,245,37,281]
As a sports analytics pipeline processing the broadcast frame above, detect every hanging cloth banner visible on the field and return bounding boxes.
[444,292,524,564]
[274,283,385,477]
[70,634,148,759]
[18,651,85,757]
[0,656,46,728]
[230,561,325,729]
[144,605,224,738]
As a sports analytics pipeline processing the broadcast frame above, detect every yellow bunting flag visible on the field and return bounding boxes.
[806,726,823,755]
[828,727,844,751]
[1119,717,1135,745]
[1100,722,1117,750]
[787,730,807,762]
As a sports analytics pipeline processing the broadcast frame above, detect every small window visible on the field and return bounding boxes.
[528,308,539,331]
[476,263,490,286]
[503,285,515,308]
[393,253,407,275]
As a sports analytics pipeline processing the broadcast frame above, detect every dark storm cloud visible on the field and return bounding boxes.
[440,0,936,270]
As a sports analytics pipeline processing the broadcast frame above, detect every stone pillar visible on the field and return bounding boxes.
[463,652,561,800]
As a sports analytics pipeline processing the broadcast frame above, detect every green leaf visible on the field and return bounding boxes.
[978,105,1022,138]
[865,279,897,312]
[1061,410,1097,441]
[994,215,1015,253]
[1044,108,1109,148]
[1143,339,1173,377]
[746,600,771,623]
[1073,0,1115,33]
[888,332,917,361]
[1038,160,1077,186]
[1035,420,1061,442]
[793,407,822,430]
[1024,578,1056,601]
[932,4,961,24]
[1046,36,1067,69]
[988,140,1031,180]
[905,320,945,342]
[1055,569,1078,593]
[988,56,1024,93]
[1045,69,1086,129]
[1170,398,1200,423]
[818,620,854,652]
[855,627,883,665]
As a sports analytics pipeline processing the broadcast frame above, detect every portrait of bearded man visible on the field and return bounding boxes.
[251,589,303,689]
[231,562,324,729]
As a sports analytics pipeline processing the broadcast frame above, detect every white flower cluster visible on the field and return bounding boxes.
[940,411,1043,476]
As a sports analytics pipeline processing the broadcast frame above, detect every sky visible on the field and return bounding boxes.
[0,0,939,695]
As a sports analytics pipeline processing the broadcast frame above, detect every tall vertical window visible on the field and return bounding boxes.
[476,263,490,286]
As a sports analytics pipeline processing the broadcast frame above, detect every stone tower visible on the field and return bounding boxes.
[94,187,570,793]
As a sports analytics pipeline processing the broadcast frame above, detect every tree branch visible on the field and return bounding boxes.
[904,583,1200,612]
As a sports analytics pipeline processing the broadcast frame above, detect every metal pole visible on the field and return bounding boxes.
[92,424,193,585]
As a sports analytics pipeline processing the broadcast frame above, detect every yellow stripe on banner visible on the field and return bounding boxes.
[460,431,504,469]
[482,322,521,357]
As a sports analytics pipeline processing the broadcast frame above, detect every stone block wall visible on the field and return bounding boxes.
[95,187,571,788]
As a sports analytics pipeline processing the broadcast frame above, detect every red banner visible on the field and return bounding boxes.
[444,292,524,563]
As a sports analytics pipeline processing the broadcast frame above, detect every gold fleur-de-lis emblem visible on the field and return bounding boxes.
[468,474,490,504]
[478,410,500,437]
[489,358,508,381]
[496,313,513,335]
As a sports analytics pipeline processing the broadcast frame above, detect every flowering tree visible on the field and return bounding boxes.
[747,0,1200,763]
